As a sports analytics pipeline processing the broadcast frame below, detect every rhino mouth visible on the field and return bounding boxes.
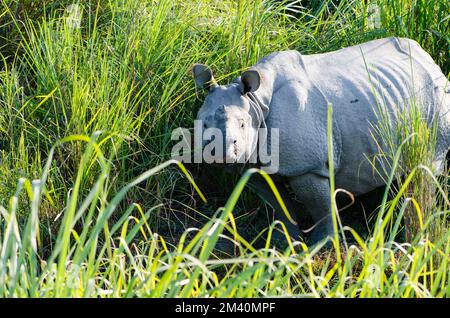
[202,142,243,165]
[210,162,239,168]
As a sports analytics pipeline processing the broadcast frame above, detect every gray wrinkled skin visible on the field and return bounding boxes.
[193,37,450,245]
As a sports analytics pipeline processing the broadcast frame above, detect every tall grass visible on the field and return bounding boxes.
[1,0,448,219]
[1,123,449,297]
[0,0,449,297]
[372,99,448,243]
[368,57,449,244]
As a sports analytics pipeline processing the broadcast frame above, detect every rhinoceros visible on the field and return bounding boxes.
[192,37,450,244]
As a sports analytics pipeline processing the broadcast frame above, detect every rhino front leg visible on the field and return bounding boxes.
[247,175,302,242]
[288,173,335,245]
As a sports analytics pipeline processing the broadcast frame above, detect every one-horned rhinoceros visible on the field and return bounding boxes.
[191,37,450,245]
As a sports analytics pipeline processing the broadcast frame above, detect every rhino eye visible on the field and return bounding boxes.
[240,121,245,128]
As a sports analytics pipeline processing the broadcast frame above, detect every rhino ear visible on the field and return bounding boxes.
[239,69,260,94]
[192,64,218,92]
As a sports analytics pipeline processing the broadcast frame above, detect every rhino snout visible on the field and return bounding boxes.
[224,140,240,163]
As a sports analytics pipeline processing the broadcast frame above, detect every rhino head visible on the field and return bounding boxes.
[192,64,269,165]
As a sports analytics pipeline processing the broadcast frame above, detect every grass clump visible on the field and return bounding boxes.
[393,104,445,243]
[0,131,449,297]
[372,93,449,244]
[0,0,449,297]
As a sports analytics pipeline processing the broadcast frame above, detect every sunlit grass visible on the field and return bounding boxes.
[0,0,449,298]
[0,127,449,297]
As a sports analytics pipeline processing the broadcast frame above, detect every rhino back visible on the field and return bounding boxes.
[307,37,449,191]
[261,37,449,193]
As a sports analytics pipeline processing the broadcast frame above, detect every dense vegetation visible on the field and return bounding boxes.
[0,0,449,297]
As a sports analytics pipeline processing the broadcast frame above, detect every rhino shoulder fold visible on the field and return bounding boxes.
[267,80,342,177]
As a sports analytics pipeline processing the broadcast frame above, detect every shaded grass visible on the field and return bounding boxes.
[0,0,449,297]
[1,0,448,222]
[0,120,449,297]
